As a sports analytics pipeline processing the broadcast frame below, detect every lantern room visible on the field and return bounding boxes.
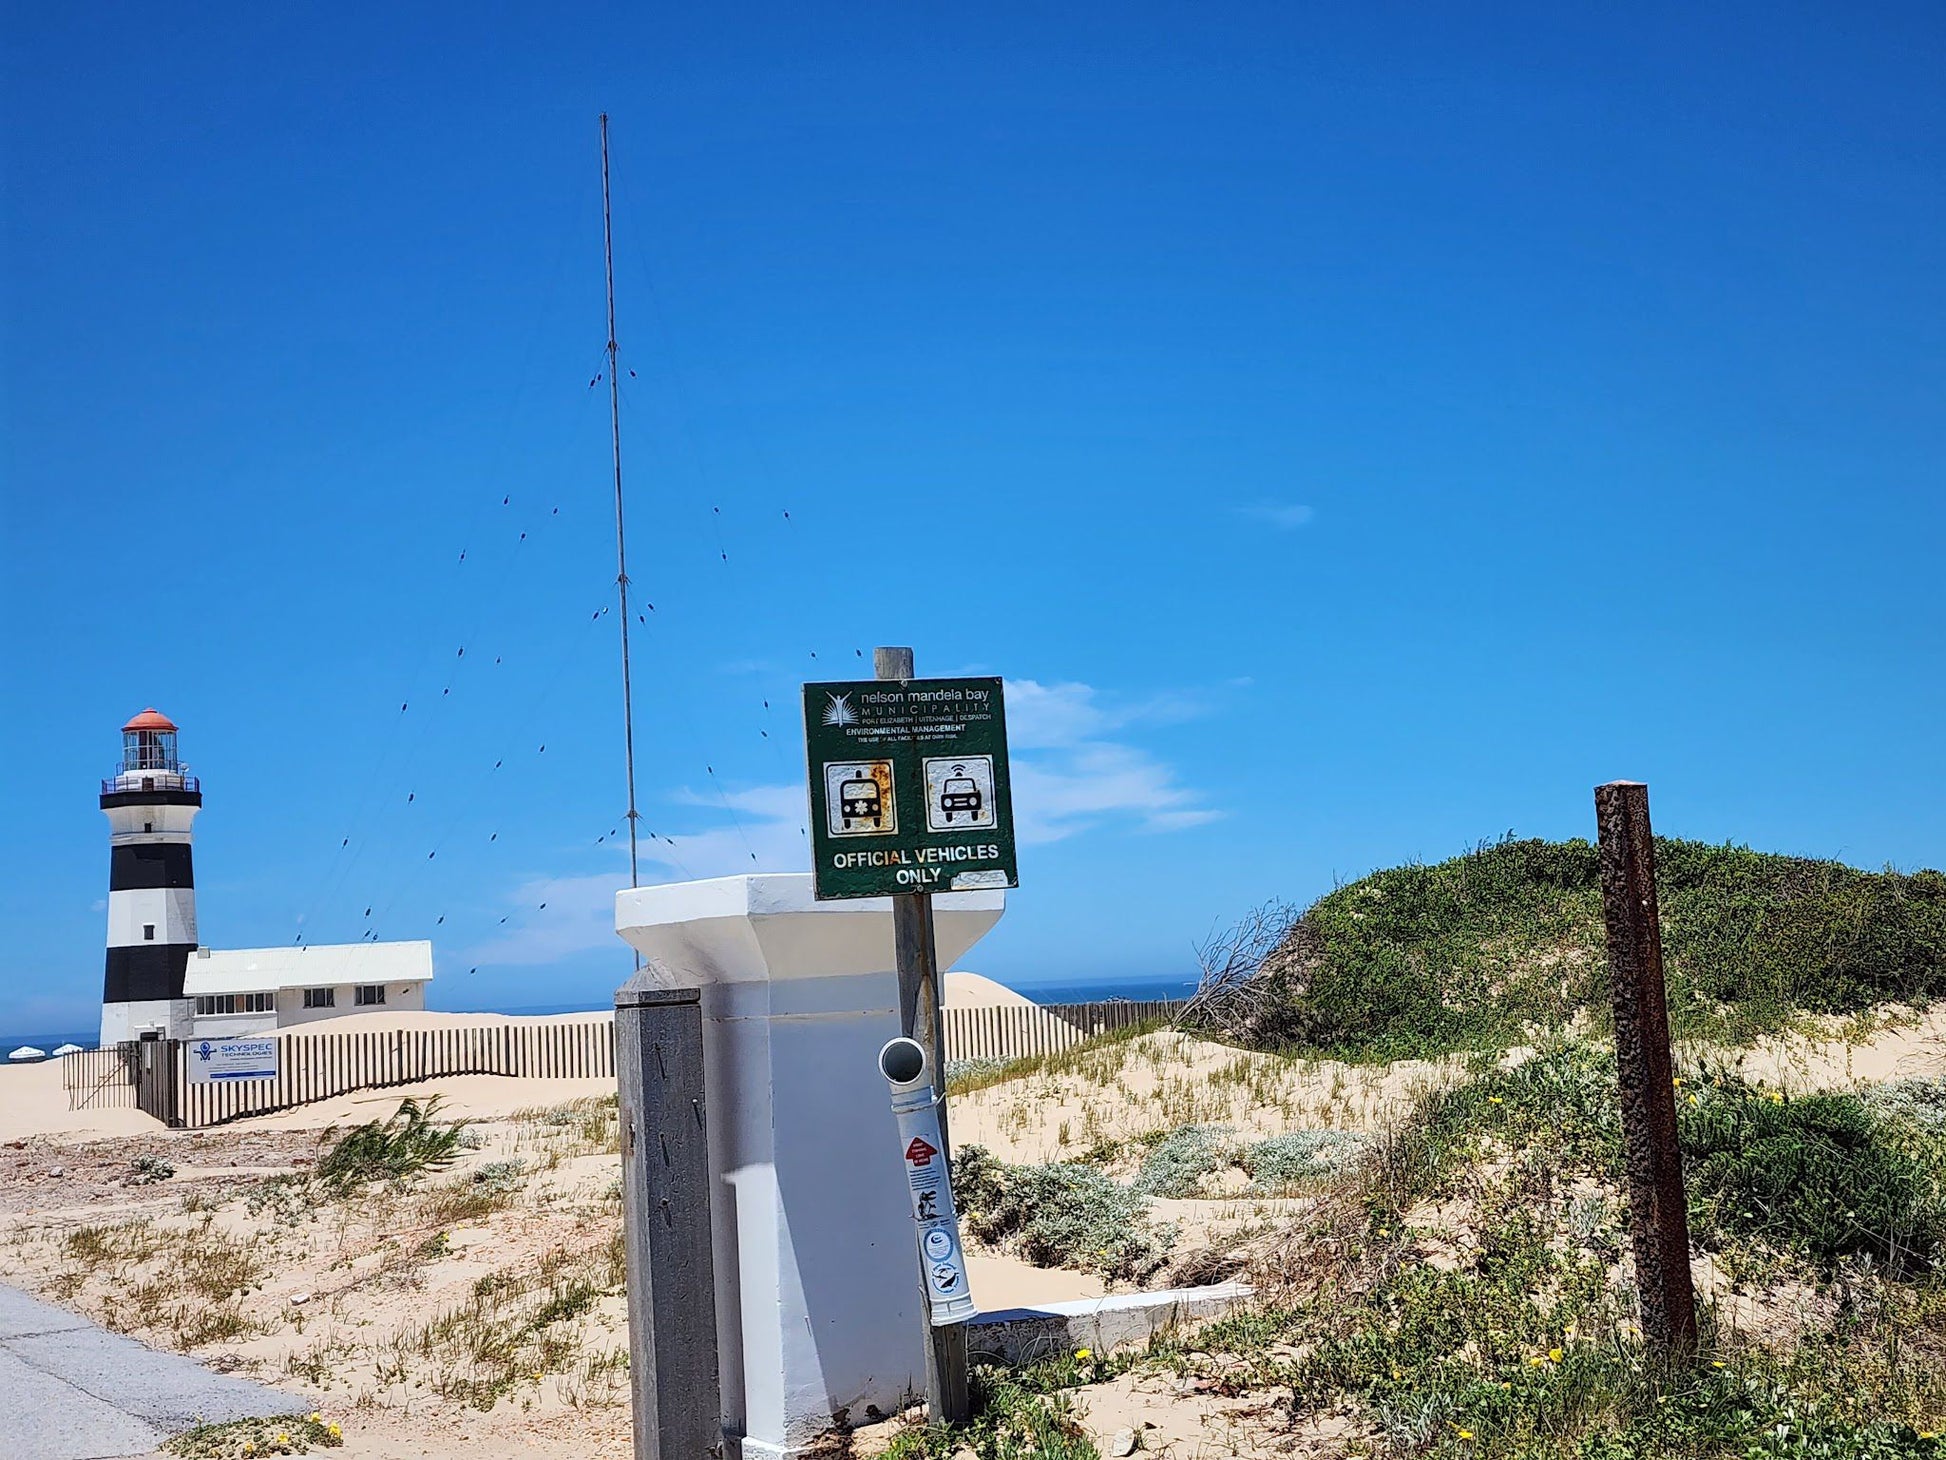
[121,708,181,773]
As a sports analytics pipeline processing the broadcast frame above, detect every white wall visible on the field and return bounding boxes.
[103,803,199,837]
[107,888,199,947]
[101,998,191,1047]
[274,981,428,1027]
[615,875,1004,1460]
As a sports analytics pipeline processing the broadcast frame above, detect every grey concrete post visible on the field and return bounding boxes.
[616,977,722,1457]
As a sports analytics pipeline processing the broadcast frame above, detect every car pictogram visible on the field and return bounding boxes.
[938,773,982,822]
[839,777,884,829]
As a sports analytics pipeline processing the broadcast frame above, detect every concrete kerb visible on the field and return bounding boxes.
[966,1281,1255,1367]
[0,1284,308,1460]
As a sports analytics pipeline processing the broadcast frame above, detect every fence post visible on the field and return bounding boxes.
[1594,780,1698,1366]
[614,978,720,1460]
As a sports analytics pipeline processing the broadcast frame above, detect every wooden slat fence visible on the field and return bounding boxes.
[181,1019,617,1127]
[941,998,1184,1065]
[62,1046,138,1109]
[73,999,1181,1125]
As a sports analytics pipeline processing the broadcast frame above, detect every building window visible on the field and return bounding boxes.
[194,993,274,1015]
[355,984,386,1007]
[143,924,155,941]
[143,822,153,833]
[303,987,335,1009]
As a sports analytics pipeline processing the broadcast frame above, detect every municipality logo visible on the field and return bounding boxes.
[822,693,857,727]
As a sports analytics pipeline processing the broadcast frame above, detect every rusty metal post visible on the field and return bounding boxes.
[1594,781,1698,1365]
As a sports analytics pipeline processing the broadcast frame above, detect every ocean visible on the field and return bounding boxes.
[3,973,1196,1056]
[1,1030,98,1059]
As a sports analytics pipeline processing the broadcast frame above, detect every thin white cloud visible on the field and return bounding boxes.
[460,789,811,967]
[1004,679,1207,750]
[1004,679,1219,844]
[1235,501,1315,530]
[1012,742,1217,845]
[462,677,1217,964]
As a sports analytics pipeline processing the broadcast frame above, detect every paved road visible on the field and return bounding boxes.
[0,1284,306,1460]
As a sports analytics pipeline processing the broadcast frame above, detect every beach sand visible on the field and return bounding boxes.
[0,991,1101,1458]
[4,996,1936,1459]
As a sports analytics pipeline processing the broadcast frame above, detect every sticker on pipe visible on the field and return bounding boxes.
[884,1043,977,1326]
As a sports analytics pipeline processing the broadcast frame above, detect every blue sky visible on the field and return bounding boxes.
[3,3,1942,1033]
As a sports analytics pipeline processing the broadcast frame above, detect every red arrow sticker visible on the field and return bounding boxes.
[905,1137,938,1166]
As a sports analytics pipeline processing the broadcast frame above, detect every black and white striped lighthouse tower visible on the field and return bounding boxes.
[99,708,202,1046]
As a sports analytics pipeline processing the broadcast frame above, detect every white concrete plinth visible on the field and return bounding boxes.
[615,873,1004,1460]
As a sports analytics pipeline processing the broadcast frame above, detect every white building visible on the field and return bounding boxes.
[182,941,433,1037]
[98,709,436,1046]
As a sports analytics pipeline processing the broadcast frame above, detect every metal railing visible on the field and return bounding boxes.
[100,774,200,795]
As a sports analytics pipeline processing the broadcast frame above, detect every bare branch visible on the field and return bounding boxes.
[1179,899,1305,1045]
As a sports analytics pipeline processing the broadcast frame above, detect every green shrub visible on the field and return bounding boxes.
[129,1154,176,1185]
[1241,1130,1367,1192]
[162,1412,342,1456]
[1415,1043,1625,1192]
[471,1159,526,1195]
[1202,836,1946,1060]
[953,1145,1166,1283]
[944,1057,1011,1089]
[316,1097,461,1193]
[1865,1079,1946,1135]
[885,1363,1099,1460]
[1133,1125,1234,1197]
[1404,1047,1946,1275]
[1684,1086,1945,1277]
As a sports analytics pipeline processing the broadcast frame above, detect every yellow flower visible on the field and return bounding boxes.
[1527,1356,1546,1368]
[1547,1348,1563,1364]
[1487,1097,1503,1105]
[308,1412,322,1423]
[1458,1431,1474,1442]
[1672,1077,1682,1087]
[327,1423,342,1438]
[1688,1095,1699,1105]
[1712,1361,1725,1369]
[1075,1348,1092,1360]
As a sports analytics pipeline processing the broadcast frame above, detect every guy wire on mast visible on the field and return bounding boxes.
[601,113,644,959]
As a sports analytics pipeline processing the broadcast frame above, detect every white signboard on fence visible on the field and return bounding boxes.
[187,1036,278,1084]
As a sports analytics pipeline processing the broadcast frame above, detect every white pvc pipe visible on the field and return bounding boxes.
[878,1037,976,1325]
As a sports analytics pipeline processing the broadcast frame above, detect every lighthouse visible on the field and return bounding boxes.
[100,708,201,1046]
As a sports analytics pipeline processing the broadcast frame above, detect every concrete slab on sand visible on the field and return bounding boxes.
[0,1283,306,1459]
[969,1281,1255,1366]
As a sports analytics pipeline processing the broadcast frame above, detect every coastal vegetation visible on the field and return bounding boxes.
[1183,836,1946,1060]
[911,836,1946,1458]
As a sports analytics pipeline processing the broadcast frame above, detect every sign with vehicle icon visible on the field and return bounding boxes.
[825,760,896,835]
[925,756,995,832]
[803,676,1018,900]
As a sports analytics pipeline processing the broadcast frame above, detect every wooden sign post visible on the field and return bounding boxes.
[876,645,971,1424]
[1593,780,1698,1366]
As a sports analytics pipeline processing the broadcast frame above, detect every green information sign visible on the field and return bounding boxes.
[803,676,1018,901]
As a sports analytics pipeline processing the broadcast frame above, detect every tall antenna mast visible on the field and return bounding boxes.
[600,114,644,923]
